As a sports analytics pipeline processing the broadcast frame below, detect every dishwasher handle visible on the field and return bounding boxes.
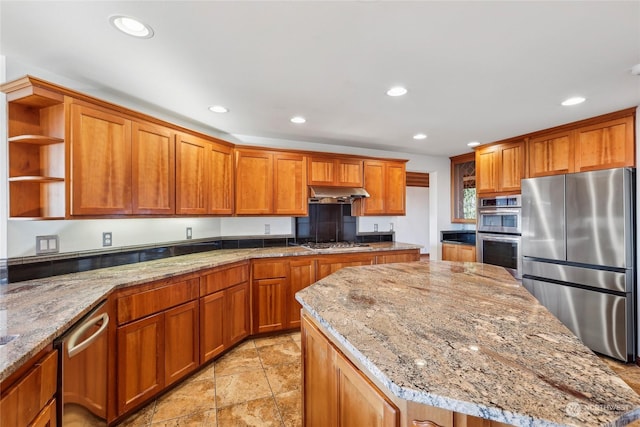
[67,313,109,358]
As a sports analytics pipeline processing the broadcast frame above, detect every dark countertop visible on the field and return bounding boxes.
[296,261,640,426]
[440,229,476,245]
[0,242,420,382]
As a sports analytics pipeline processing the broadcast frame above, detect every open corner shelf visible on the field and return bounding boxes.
[8,135,64,145]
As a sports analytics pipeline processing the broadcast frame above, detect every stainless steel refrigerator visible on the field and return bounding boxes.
[521,167,636,362]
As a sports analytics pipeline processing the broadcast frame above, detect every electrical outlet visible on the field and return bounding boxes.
[102,232,112,247]
[265,224,271,235]
[35,235,59,255]
[390,222,394,231]
[186,227,193,240]
[374,224,378,232]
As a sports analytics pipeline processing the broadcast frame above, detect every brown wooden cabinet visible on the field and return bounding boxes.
[475,141,524,195]
[235,148,307,216]
[442,243,476,262]
[288,258,317,328]
[0,349,58,427]
[176,132,234,215]
[375,250,420,264]
[354,160,406,216]
[302,315,399,427]
[200,262,250,363]
[316,253,376,280]
[115,276,200,414]
[574,115,635,172]
[450,152,476,223]
[527,130,574,178]
[308,156,364,187]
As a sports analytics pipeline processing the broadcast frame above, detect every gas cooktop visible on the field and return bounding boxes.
[300,241,370,250]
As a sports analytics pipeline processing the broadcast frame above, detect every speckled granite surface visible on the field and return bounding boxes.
[0,242,419,382]
[296,261,640,427]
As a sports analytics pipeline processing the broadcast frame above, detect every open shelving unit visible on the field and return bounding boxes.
[6,80,66,219]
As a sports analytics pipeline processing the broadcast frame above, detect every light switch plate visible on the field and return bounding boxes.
[35,235,59,255]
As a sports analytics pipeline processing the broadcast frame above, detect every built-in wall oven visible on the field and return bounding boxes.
[477,195,522,278]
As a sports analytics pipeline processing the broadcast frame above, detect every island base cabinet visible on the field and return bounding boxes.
[302,315,399,427]
[164,301,199,387]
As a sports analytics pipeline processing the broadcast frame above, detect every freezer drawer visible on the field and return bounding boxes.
[523,259,632,293]
[523,278,632,362]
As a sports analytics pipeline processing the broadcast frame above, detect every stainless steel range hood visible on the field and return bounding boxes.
[308,186,370,204]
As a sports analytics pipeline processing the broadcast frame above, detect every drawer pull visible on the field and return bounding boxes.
[412,421,444,427]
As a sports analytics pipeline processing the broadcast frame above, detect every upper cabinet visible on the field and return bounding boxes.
[475,141,524,196]
[527,130,574,178]
[308,156,363,187]
[175,133,233,215]
[353,160,406,216]
[450,152,476,223]
[235,148,308,216]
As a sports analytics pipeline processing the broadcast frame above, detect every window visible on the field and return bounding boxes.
[450,152,476,223]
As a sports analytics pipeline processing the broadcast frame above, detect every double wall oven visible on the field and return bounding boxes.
[476,195,522,278]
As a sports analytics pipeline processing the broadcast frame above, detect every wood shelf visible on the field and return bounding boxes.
[9,135,64,145]
[9,176,65,183]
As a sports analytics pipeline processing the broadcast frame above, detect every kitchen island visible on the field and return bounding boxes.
[296,261,640,426]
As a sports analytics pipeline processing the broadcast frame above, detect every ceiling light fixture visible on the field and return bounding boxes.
[109,15,154,38]
[208,105,229,113]
[467,141,481,147]
[561,96,586,106]
[386,86,407,97]
[290,116,306,124]
[413,133,427,140]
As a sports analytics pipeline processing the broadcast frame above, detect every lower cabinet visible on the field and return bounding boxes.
[375,250,421,264]
[442,243,476,262]
[316,253,376,280]
[302,315,399,427]
[0,349,58,427]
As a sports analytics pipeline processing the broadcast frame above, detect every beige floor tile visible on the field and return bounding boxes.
[217,396,284,427]
[190,361,216,382]
[254,333,296,348]
[116,400,156,426]
[274,390,302,427]
[264,362,301,394]
[216,370,273,408]
[153,378,216,423]
[257,342,301,367]
[149,410,212,426]
[215,345,263,377]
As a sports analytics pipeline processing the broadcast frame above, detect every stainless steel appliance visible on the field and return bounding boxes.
[477,195,522,278]
[55,300,110,426]
[521,168,636,362]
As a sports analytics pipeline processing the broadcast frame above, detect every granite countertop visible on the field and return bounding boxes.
[296,261,640,426]
[0,242,420,382]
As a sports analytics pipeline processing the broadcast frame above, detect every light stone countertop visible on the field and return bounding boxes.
[295,261,640,427]
[0,242,419,382]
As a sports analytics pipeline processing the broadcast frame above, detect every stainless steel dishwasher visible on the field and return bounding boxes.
[54,300,110,426]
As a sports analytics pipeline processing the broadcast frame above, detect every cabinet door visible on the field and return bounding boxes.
[385,162,406,215]
[528,131,574,177]
[175,133,209,214]
[362,160,385,215]
[335,351,399,427]
[458,245,477,262]
[253,278,286,333]
[29,398,56,427]
[208,142,234,214]
[200,292,225,363]
[316,254,375,280]
[117,314,164,414]
[274,153,307,215]
[302,316,337,427]
[441,243,458,262]
[574,116,635,172]
[164,301,199,387]
[288,259,316,328]
[70,104,132,215]
[476,148,497,194]
[236,150,274,214]
[226,282,250,345]
[308,157,336,186]
[336,159,363,186]
[498,142,524,192]
[132,121,175,214]
[376,250,420,264]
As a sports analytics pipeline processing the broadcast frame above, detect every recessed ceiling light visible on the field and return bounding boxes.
[386,86,407,97]
[561,96,586,106]
[109,15,154,38]
[290,116,306,124]
[467,141,481,147]
[208,105,229,113]
[413,133,427,140]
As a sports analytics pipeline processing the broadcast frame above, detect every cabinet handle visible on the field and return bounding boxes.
[412,421,444,427]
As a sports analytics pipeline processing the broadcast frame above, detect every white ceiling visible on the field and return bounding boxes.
[1,1,639,157]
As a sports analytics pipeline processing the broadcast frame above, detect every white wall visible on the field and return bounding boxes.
[220,217,293,237]
[0,55,7,263]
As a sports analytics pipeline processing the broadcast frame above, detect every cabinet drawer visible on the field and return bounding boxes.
[253,261,287,279]
[117,278,199,325]
[201,262,249,295]
[0,349,58,427]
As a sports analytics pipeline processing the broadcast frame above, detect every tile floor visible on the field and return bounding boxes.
[116,331,302,427]
[115,327,640,427]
